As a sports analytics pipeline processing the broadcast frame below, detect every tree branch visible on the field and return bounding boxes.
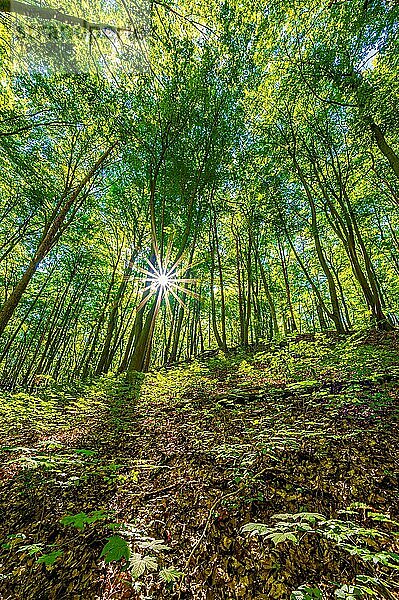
[0,0,136,35]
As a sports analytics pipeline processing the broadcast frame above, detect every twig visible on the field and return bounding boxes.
[138,479,199,501]
[183,488,239,570]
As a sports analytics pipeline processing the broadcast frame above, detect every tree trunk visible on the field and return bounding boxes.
[369,122,399,182]
[0,142,117,337]
[256,248,279,337]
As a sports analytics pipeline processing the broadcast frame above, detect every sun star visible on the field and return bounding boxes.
[133,254,199,318]
[157,273,170,288]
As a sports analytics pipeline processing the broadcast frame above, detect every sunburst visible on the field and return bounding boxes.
[134,249,199,320]
[128,240,200,370]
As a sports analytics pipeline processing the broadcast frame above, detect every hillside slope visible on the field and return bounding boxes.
[1,333,399,599]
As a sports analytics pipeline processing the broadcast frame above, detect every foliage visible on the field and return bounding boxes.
[60,510,110,529]
[1,338,399,597]
[242,505,399,597]
[0,0,399,383]
[291,586,323,600]
[100,536,131,564]
[36,549,63,566]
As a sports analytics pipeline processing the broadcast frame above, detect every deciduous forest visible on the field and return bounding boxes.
[0,1,399,598]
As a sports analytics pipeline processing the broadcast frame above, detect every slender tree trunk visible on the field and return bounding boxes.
[128,291,162,374]
[277,236,297,332]
[234,233,247,343]
[212,209,227,350]
[0,142,117,337]
[292,155,346,332]
[369,122,399,182]
[256,248,279,336]
[95,252,136,375]
[210,239,224,350]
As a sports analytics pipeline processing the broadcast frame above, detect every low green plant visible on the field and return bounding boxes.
[36,549,63,565]
[100,535,131,563]
[291,586,322,600]
[242,506,399,598]
[2,534,64,568]
[100,522,182,589]
[60,509,111,529]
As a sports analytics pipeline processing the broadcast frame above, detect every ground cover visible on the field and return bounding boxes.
[1,333,399,599]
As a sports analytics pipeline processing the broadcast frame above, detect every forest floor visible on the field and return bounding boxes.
[1,332,399,600]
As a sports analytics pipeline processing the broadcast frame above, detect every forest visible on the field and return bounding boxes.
[0,0,399,598]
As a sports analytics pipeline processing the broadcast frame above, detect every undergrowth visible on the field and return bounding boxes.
[1,332,399,599]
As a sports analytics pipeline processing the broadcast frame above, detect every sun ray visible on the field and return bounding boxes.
[153,250,164,275]
[144,256,159,273]
[164,292,174,321]
[135,264,156,278]
[172,278,197,284]
[168,286,188,310]
[133,247,198,321]
[135,290,156,313]
[172,284,200,300]
[166,252,189,276]
[137,283,157,295]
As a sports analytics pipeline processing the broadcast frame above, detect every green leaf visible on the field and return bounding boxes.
[138,539,170,552]
[86,510,110,524]
[129,553,158,579]
[18,543,44,556]
[75,449,97,457]
[60,512,90,529]
[100,536,131,563]
[367,512,399,525]
[241,522,271,535]
[334,584,364,599]
[159,567,184,583]
[267,532,298,545]
[272,512,324,523]
[37,550,63,565]
[60,510,108,529]
[291,585,323,599]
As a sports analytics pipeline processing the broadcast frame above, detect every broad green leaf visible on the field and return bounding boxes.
[60,510,108,529]
[241,522,271,535]
[37,550,63,565]
[100,536,130,563]
[60,512,90,529]
[75,449,97,457]
[159,567,184,583]
[267,532,298,545]
[129,553,158,579]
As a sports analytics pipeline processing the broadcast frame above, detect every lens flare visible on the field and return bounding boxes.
[157,273,170,288]
[133,251,199,319]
